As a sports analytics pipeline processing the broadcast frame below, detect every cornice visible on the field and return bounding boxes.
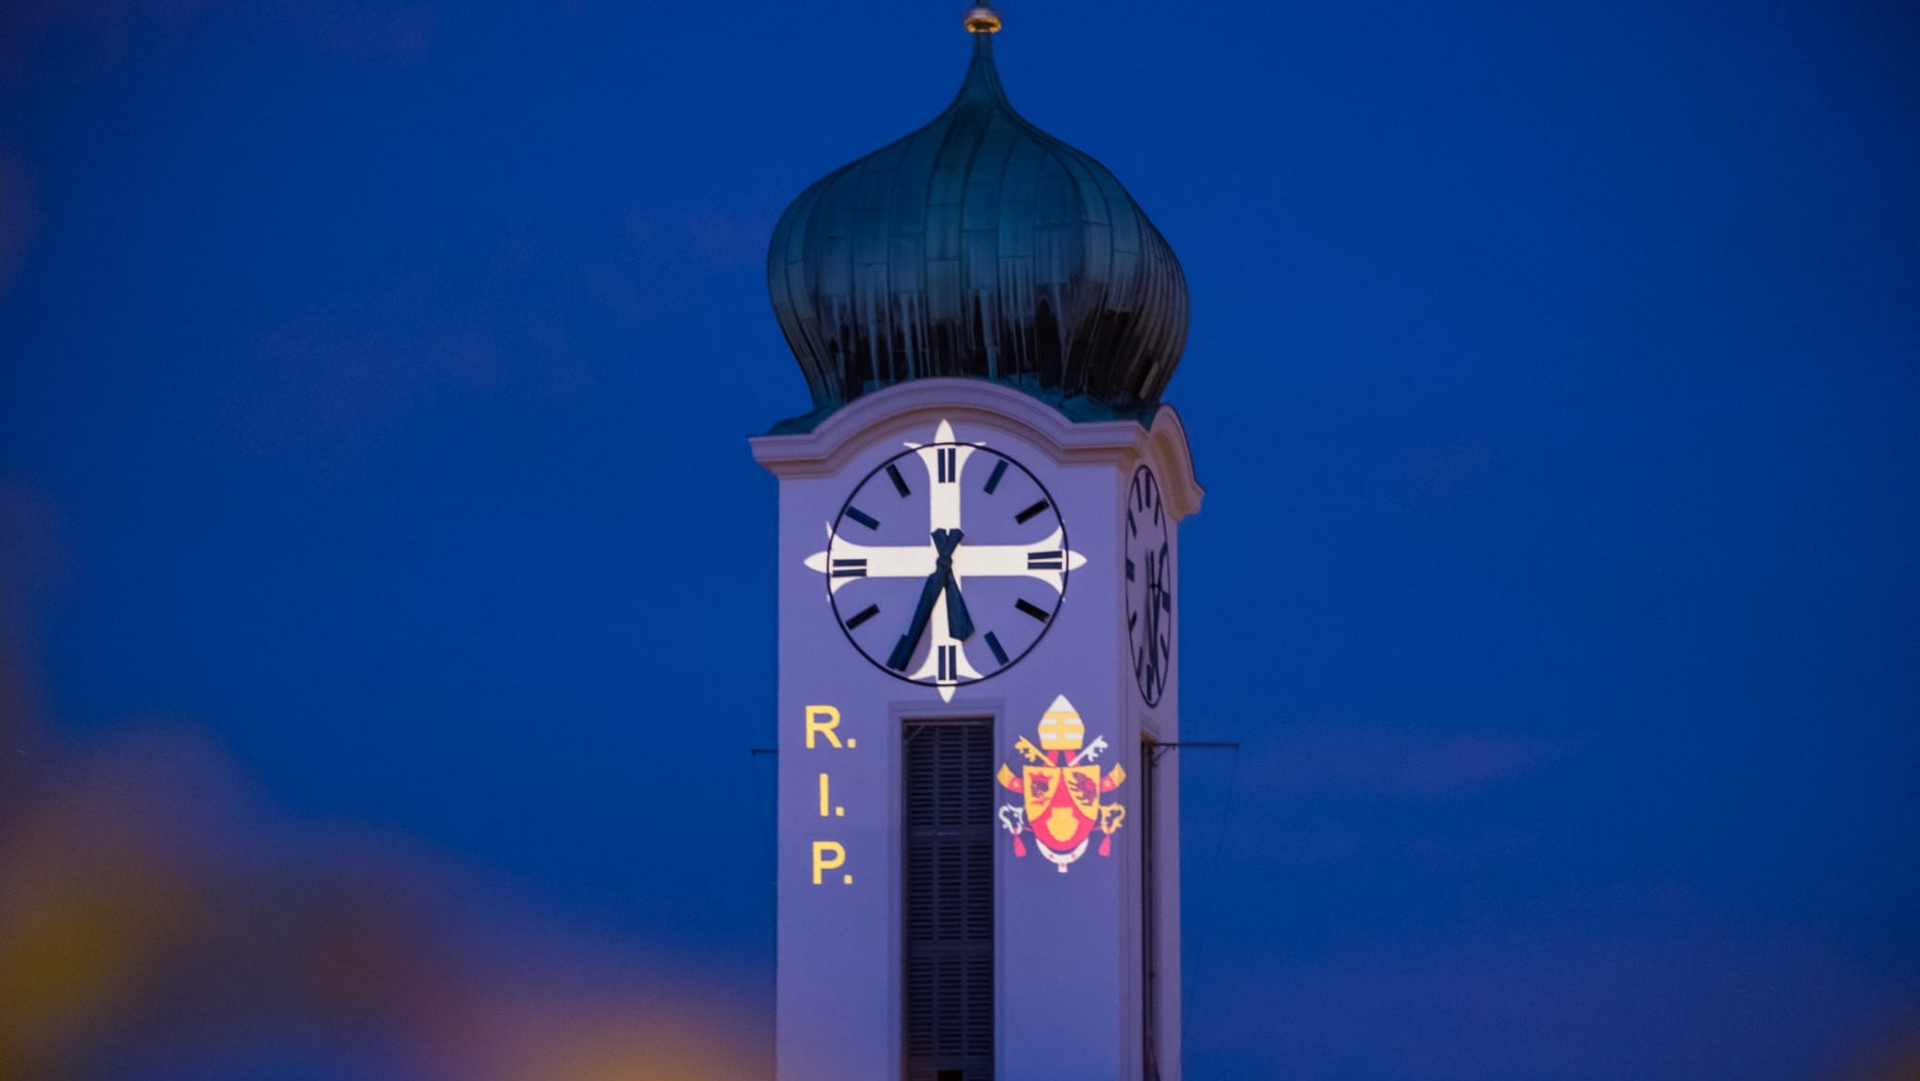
[750,379,1203,521]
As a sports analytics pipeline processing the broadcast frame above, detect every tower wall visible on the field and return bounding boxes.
[754,379,1199,1081]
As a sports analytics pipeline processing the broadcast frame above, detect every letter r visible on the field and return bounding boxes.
[805,705,842,749]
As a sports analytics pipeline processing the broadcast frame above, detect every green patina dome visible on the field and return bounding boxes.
[767,15,1188,431]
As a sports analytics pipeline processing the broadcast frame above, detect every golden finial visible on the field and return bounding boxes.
[963,4,1002,33]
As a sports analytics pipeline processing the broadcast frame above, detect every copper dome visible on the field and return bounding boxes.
[767,20,1188,430]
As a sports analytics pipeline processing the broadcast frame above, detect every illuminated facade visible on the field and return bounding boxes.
[752,10,1200,1080]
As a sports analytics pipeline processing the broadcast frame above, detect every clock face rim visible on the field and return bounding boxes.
[826,440,1071,688]
[1126,463,1172,707]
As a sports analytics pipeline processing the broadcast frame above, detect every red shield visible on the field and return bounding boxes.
[1023,765,1098,854]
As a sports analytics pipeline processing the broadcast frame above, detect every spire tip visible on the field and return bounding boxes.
[963,5,1002,33]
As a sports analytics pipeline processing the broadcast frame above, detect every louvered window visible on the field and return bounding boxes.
[904,719,995,1081]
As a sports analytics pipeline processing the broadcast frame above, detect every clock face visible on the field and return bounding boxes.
[1125,464,1172,706]
[816,421,1077,699]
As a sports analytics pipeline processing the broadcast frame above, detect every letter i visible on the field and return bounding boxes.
[819,773,830,817]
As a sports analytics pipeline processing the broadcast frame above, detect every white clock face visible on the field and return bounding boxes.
[808,420,1083,700]
[1125,464,1172,706]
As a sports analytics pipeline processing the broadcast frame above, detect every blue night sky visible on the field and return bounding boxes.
[1,2,1916,1080]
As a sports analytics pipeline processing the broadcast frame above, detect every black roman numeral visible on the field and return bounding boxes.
[1027,549,1063,570]
[831,558,867,578]
[845,603,880,629]
[845,506,879,530]
[984,631,1009,666]
[886,463,911,497]
[983,459,1008,494]
[1015,499,1049,525]
[935,447,958,483]
[1015,598,1049,623]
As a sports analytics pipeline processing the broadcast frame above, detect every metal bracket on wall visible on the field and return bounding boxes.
[1147,741,1238,766]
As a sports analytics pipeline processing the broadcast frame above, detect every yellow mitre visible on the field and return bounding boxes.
[1036,694,1085,752]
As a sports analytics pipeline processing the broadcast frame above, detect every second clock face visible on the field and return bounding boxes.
[1126,464,1173,706]
[824,427,1072,695]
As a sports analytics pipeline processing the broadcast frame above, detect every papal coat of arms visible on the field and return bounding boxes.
[997,695,1126,873]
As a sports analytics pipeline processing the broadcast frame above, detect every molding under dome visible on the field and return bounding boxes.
[750,377,1203,522]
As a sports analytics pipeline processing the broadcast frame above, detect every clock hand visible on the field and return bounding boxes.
[941,530,975,640]
[887,529,968,670]
[1142,557,1163,672]
[944,577,975,640]
[1142,586,1154,652]
[888,566,947,670]
[1143,602,1155,672]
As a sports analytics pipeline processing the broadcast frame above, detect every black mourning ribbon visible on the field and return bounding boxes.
[887,528,974,670]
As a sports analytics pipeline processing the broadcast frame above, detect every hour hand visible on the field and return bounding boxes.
[932,527,972,640]
[944,577,974,639]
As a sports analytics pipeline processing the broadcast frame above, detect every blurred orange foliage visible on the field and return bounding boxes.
[0,635,764,1080]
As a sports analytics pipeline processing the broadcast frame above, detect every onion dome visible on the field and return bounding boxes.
[766,7,1188,431]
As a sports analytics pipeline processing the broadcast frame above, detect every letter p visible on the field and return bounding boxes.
[811,841,846,885]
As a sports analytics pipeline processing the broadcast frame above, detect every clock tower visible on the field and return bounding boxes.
[751,10,1202,1081]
